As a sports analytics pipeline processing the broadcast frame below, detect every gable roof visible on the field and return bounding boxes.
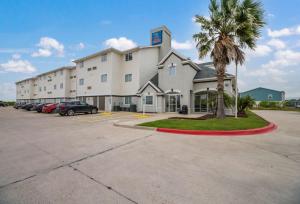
[157,49,200,71]
[193,62,234,82]
[240,87,285,94]
[137,81,164,94]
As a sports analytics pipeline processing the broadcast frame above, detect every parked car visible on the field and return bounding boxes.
[21,103,31,109]
[0,101,6,107]
[35,103,50,113]
[58,101,98,116]
[25,103,40,111]
[42,103,58,113]
[14,102,25,109]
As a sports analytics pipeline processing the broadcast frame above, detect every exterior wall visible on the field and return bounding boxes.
[76,53,113,97]
[75,48,159,97]
[193,79,234,95]
[137,85,162,113]
[240,87,285,102]
[158,53,197,111]
[16,79,35,102]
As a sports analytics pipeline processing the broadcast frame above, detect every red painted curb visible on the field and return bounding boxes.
[157,123,277,136]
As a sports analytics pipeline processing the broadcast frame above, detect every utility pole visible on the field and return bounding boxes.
[235,63,238,118]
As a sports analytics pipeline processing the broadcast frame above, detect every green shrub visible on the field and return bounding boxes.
[3,101,16,106]
[259,101,280,108]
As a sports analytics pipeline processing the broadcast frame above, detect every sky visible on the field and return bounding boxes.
[1,0,300,100]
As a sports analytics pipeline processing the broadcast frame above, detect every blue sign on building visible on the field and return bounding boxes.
[151,30,163,45]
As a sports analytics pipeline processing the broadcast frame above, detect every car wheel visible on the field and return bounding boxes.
[91,108,97,114]
[67,109,75,116]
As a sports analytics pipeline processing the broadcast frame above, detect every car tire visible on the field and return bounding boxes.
[91,108,97,114]
[67,109,75,116]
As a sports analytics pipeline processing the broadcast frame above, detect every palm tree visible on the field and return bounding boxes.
[193,0,265,119]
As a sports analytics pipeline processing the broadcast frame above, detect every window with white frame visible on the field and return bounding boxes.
[168,63,176,76]
[125,53,132,61]
[125,74,132,82]
[60,70,63,75]
[101,54,107,62]
[60,83,63,89]
[44,86,46,91]
[54,84,56,90]
[39,87,42,92]
[124,96,132,105]
[79,78,84,86]
[101,74,107,82]
[79,61,84,68]
[268,94,273,100]
[145,95,153,105]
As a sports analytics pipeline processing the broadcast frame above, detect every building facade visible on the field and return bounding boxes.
[16,26,236,114]
[240,87,285,104]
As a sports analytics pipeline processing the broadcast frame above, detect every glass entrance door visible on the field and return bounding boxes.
[166,94,180,112]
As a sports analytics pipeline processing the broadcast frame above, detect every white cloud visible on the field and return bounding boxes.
[104,37,137,51]
[246,44,272,57]
[172,40,194,50]
[248,49,300,84]
[77,42,85,50]
[32,48,52,57]
[267,25,300,38]
[32,37,64,57]
[0,55,36,73]
[0,82,16,100]
[12,53,21,59]
[267,38,286,49]
[262,49,300,69]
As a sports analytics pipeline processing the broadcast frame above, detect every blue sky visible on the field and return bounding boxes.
[1,0,300,100]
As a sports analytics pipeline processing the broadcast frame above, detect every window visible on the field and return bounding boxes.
[125,74,132,82]
[44,86,46,91]
[79,78,84,86]
[124,96,132,105]
[92,66,97,70]
[54,84,57,90]
[125,53,132,61]
[87,68,92,71]
[39,87,42,92]
[101,74,107,82]
[87,86,92,90]
[101,54,107,62]
[268,94,273,100]
[145,96,153,105]
[60,83,63,89]
[60,70,63,75]
[169,63,176,76]
[54,72,56,76]
[79,61,84,68]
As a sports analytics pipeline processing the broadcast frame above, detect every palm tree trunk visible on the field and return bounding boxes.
[216,62,226,119]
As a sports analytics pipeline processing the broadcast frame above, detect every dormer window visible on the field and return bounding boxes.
[79,61,84,68]
[125,53,132,61]
[101,54,107,62]
[168,63,176,76]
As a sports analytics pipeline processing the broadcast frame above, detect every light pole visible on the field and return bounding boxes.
[235,63,238,118]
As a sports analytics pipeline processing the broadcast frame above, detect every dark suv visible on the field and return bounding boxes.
[58,101,98,116]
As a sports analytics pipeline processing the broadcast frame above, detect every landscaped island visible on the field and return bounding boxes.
[139,111,268,131]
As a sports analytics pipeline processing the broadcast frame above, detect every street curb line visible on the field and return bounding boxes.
[156,123,277,136]
[113,122,156,131]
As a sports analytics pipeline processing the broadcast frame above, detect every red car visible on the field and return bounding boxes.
[42,103,58,113]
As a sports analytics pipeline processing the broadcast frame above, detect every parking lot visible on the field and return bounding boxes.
[0,107,300,204]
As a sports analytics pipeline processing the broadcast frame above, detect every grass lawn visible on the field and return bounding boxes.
[139,111,269,130]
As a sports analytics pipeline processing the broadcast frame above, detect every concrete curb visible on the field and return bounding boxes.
[157,123,277,136]
[113,122,156,131]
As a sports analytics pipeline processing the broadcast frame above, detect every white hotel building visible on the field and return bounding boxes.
[16,26,236,114]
